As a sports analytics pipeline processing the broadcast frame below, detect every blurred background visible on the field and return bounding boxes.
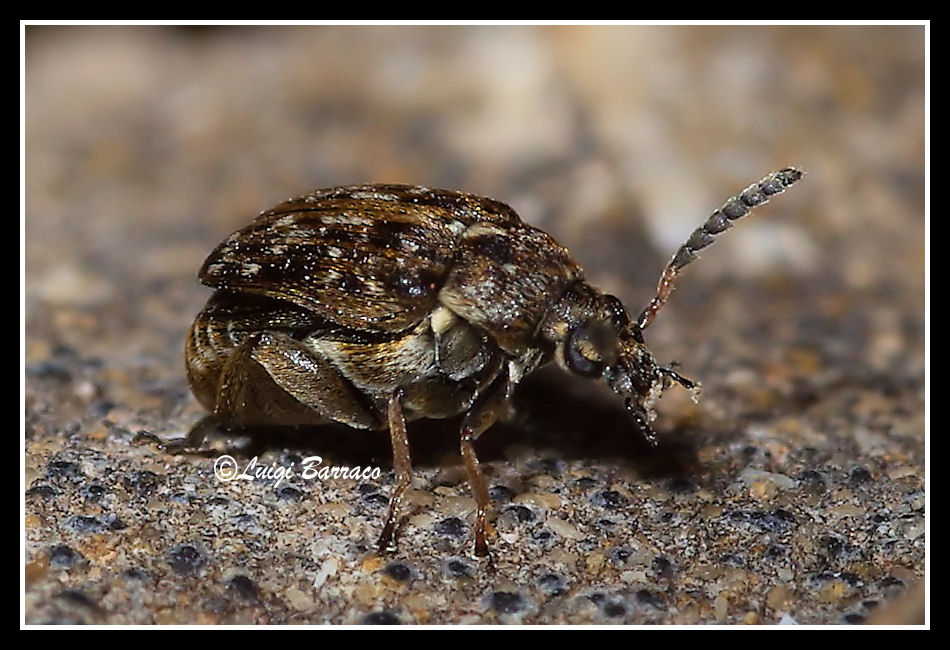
[25,25,925,379]
[24,25,925,625]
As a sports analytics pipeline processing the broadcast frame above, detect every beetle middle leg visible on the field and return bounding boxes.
[459,366,511,558]
[377,387,413,553]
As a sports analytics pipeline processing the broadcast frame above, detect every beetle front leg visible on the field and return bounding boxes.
[460,367,510,559]
[377,387,412,553]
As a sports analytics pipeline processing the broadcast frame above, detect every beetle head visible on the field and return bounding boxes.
[555,292,697,446]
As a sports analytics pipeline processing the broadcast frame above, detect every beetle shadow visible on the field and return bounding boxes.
[194,367,718,485]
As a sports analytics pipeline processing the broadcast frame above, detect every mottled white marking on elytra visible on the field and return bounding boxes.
[327,246,343,258]
[462,222,505,238]
[321,213,372,227]
[241,262,262,277]
[446,220,467,236]
[348,190,400,202]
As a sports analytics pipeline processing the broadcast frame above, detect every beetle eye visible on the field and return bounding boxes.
[565,324,606,377]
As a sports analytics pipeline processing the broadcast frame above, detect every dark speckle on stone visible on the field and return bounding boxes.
[591,489,628,509]
[26,359,73,381]
[537,573,566,595]
[443,558,473,579]
[205,494,231,507]
[363,611,401,625]
[105,515,127,531]
[228,575,259,600]
[47,459,82,480]
[573,477,599,490]
[531,529,554,546]
[719,553,745,568]
[83,483,107,502]
[357,483,380,495]
[168,543,206,576]
[26,484,58,499]
[489,485,515,503]
[67,514,104,533]
[504,505,535,523]
[770,508,797,529]
[602,600,627,618]
[588,592,607,605]
[821,535,845,558]
[276,485,304,502]
[636,589,661,607]
[799,470,826,491]
[168,492,193,505]
[727,509,796,533]
[838,572,862,588]
[595,518,619,531]
[742,445,759,463]
[842,613,866,624]
[233,513,259,531]
[123,470,160,495]
[850,467,872,485]
[434,517,466,537]
[120,567,150,582]
[809,571,838,586]
[652,556,674,578]
[490,591,526,614]
[764,544,788,559]
[282,452,303,466]
[360,492,389,509]
[608,547,633,565]
[49,544,83,568]
[56,589,98,609]
[383,562,412,582]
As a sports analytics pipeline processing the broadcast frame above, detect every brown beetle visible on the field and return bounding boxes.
[185,169,803,557]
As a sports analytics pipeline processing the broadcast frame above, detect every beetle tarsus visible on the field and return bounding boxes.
[660,365,697,391]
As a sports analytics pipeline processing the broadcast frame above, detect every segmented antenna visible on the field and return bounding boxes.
[636,167,804,332]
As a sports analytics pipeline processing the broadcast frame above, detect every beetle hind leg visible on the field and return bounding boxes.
[377,387,412,553]
[213,330,383,429]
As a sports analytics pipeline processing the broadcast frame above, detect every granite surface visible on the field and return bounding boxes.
[24,25,926,625]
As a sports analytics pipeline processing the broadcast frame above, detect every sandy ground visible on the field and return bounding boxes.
[24,25,925,625]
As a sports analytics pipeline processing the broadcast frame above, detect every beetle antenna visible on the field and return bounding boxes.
[636,167,804,332]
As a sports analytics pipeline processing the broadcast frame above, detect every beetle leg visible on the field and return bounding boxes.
[215,331,383,429]
[460,366,510,558]
[377,387,411,553]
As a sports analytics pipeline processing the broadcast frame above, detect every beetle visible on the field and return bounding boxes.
[185,168,803,558]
